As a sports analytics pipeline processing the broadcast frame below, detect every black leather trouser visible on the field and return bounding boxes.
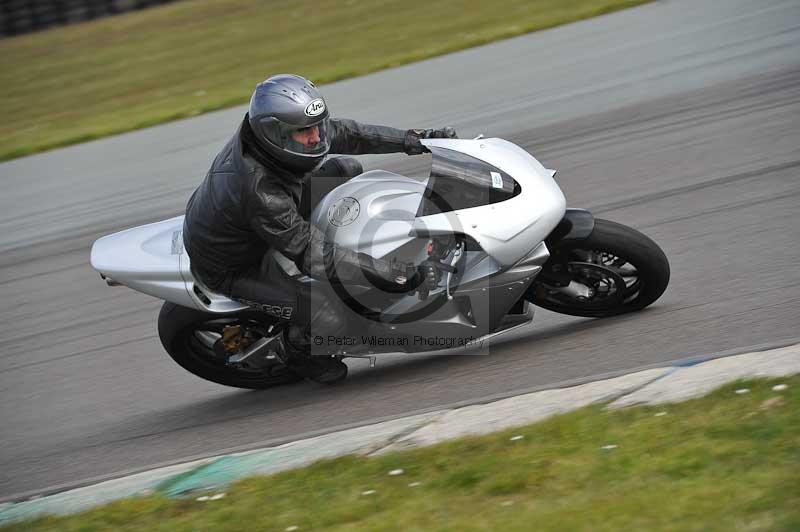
[227,157,363,352]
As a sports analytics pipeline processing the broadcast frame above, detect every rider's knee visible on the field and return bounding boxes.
[330,156,363,178]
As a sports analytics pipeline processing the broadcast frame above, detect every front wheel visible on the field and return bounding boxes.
[158,302,302,389]
[527,219,670,318]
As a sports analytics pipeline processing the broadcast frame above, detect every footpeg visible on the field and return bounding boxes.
[227,334,280,365]
[342,354,377,368]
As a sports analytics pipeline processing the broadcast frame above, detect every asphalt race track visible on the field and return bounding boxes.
[1,0,798,500]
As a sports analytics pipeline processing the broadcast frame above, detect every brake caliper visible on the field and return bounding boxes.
[220,325,255,353]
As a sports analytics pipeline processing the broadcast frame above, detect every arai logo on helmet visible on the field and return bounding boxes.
[305,98,326,117]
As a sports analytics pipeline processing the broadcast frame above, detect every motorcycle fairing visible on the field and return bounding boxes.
[90,215,250,313]
[302,138,566,348]
[411,138,566,266]
[90,216,198,309]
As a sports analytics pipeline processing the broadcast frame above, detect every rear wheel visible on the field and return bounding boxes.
[527,219,669,317]
[158,302,302,389]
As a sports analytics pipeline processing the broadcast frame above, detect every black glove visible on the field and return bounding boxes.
[419,261,442,291]
[364,258,453,296]
[378,259,441,295]
[424,127,458,139]
[404,127,459,155]
[360,259,422,294]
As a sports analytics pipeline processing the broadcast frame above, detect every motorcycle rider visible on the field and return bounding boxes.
[183,74,457,383]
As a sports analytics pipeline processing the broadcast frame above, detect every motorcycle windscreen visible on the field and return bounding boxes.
[416,147,521,216]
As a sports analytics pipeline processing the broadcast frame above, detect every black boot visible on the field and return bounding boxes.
[277,328,348,384]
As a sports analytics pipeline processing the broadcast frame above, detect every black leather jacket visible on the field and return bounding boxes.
[183,117,418,292]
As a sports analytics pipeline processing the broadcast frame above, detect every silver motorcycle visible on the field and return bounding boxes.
[91,138,670,388]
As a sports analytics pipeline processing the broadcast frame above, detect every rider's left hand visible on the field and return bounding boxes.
[423,127,458,139]
[404,127,459,155]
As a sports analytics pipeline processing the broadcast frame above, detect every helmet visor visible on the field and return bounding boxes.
[261,118,330,157]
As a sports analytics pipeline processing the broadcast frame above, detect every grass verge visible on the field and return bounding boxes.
[5,375,799,531]
[0,0,651,162]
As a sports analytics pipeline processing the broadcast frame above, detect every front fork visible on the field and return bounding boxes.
[535,208,596,289]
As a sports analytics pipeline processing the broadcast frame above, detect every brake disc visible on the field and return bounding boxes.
[564,261,628,306]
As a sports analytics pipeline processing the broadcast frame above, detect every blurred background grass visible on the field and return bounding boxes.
[0,0,649,161]
[6,376,799,531]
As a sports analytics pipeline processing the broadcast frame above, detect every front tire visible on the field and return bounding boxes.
[528,219,670,317]
[158,302,302,389]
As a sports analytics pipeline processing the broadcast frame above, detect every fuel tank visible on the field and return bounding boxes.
[310,170,429,262]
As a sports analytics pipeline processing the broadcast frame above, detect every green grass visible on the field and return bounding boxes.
[0,0,651,162]
[6,375,799,531]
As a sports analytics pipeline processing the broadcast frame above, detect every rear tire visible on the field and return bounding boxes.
[528,219,670,317]
[158,302,302,389]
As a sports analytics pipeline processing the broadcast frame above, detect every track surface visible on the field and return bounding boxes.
[1,0,798,500]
